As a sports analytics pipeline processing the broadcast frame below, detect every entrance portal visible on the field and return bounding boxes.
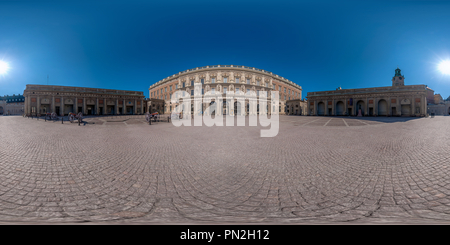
[317,102,325,115]
[64,105,74,115]
[401,104,411,116]
[107,105,115,115]
[336,101,344,115]
[378,100,387,116]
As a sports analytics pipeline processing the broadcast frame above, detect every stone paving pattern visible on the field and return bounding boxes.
[1,115,450,224]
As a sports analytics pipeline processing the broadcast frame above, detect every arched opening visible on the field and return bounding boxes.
[356,100,365,116]
[378,99,387,116]
[317,102,325,116]
[336,101,344,115]
[210,101,216,115]
[223,100,229,115]
[235,101,242,116]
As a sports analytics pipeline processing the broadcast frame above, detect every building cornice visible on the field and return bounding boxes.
[149,65,301,90]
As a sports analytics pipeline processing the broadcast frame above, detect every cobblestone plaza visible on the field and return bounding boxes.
[1,115,450,224]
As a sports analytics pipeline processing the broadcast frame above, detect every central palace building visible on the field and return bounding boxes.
[148,65,304,115]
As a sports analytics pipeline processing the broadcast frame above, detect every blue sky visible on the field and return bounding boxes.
[1,0,449,99]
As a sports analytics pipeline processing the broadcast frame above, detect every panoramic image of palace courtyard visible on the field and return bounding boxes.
[1,1,450,225]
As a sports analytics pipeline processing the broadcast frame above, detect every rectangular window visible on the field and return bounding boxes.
[223,87,227,94]
[183,82,185,88]
[257,81,260,86]
[201,79,204,84]
[247,79,250,84]
[284,96,286,100]
[157,90,159,95]
[170,94,172,99]
[279,86,281,91]
[224,77,227,83]
[161,89,163,94]
[257,90,260,96]
[202,89,204,95]
[288,89,290,94]
[170,86,172,91]
[175,84,178,89]
[236,78,239,83]
[212,88,215,94]
[191,90,194,96]
[183,91,185,97]
[191,80,194,86]
[273,85,275,89]
[212,78,215,83]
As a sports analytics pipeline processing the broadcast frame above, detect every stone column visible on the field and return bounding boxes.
[365,97,369,116]
[387,97,391,116]
[314,100,318,116]
[123,98,126,114]
[103,100,107,115]
[27,95,31,115]
[116,99,119,115]
[374,98,378,116]
[344,98,348,116]
[52,96,55,114]
[134,99,137,115]
[141,99,144,114]
[332,99,335,116]
[83,98,86,114]
[61,96,65,116]
[96,98,99,115]
[37,95,40,114]
[75,97,78,113]
[324,99,328,116]
[411,96,415,116]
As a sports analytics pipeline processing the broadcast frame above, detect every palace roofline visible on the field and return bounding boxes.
[149,65,301,90]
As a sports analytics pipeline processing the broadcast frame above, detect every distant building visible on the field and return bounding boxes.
[0,94,25,115]
[23,85,145,116]
[285,99,307,115]
[434,94,444,104]
[306,68,428,117]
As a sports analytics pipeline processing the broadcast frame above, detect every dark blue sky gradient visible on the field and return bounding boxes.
[1,0,449,98]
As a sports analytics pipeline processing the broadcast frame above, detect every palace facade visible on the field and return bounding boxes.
[149,65,302,115]
[307,68,428,117]
[23,85,145,116]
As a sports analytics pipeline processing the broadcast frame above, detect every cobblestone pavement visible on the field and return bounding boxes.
[1,115,450,224]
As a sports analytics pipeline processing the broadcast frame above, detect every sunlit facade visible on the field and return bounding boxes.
[149,65,302,115]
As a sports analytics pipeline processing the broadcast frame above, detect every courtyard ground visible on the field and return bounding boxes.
[0,115,450,224]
